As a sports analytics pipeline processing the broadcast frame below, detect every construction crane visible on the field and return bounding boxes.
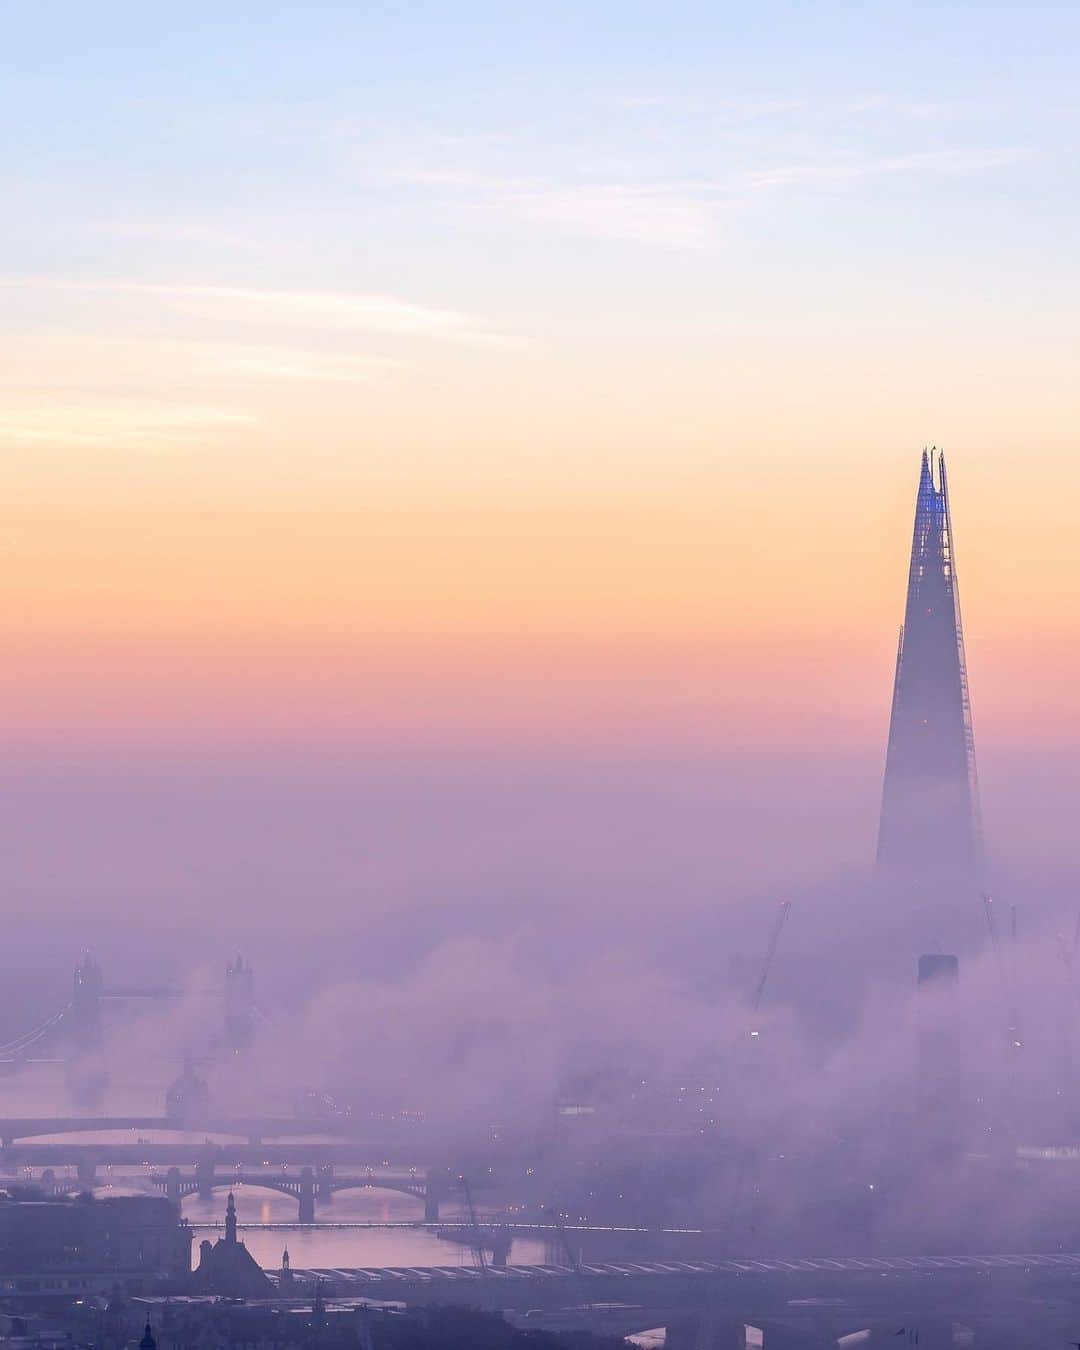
[726,900,792,1255]
[982,893,1021,1049]
[1055,910,1080,991]
[544,1205,583,1278]
[981,892,1006,984]
[545,1205,592,1314]
[458,1175,488,1275]
[750,899,791,1025]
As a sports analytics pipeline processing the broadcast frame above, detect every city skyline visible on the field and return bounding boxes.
[3,12,1080,1337]
[2,4,1080,923]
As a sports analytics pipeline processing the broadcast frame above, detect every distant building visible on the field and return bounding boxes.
[190,1192,274,1297]
[915,952,968,1153]
[164,1054,211,1124]
[225,955,255,1050]
[0,1192,191,1298]
[917,953,959,987]
[119,1291,399,1348]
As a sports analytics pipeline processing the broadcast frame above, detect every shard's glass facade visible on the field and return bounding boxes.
[877,450,981,869]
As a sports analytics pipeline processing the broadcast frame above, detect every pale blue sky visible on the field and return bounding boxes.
[2,4,1078,521]
[3,2,1077,316]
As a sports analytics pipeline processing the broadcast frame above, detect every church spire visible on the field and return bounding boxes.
[225,1191,238,1244]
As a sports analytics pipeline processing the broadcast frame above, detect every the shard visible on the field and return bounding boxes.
[877,450,982,870]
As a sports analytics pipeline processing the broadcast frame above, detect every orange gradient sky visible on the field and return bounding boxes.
[3,5,1080,778]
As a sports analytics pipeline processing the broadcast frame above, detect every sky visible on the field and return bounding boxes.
[2,3,1080,940]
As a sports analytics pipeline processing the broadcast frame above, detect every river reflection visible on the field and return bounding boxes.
[181,1186,549,1270]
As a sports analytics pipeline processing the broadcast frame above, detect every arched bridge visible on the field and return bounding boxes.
[0,1115,378,1147]
[153,1164,449,1223]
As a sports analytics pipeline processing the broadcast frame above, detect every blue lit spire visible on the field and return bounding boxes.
[877,450,981,869]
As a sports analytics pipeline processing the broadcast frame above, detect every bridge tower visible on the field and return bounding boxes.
[70,955,104,1048]
[224,956,255,1051]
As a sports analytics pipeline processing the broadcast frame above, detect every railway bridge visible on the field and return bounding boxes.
[32,1161,451,1223]
[278,1252,1080,1342]
[154,1164,445,1223]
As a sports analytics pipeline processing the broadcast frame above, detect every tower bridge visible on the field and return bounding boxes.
[0,953,265,1069]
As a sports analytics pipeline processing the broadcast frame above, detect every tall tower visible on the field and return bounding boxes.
[877,450,981,870]
[224,955,254,1050]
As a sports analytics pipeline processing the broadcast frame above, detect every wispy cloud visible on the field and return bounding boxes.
[0,279,523,348]
[393,167,722,248]
[744,146,1026,189]
[0,332,405,398]
[0,402,255,448]
[391,140,1025,248]
[515,185,714,248]
[194,343,405,383]
[93,220,277,253]
[0,283,447,449]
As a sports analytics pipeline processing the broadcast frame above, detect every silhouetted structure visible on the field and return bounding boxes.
[190,1192,274,1297]
[915,952,968,1157]
[225,955,255,1050]
[70,955,104,1048]
[877,450,981,870]
[0,1192,191,1294]
[917,953,959,987]
[164,1054,211,1124]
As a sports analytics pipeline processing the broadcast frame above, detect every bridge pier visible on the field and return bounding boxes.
[165,1166,182,1207]
[41,1168,56,1196]
[299,1166,315,1224]
[195,1146,217,1200]
[424,1167,448,1222]
[491,1231,512,1267]
[76,1154,97,1190]
[317,1163,334,1203]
